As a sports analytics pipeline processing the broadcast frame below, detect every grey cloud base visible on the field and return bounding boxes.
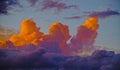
[0,46,120,70]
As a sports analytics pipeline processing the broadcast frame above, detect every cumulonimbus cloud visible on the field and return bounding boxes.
[0,17,120,69]
[9,19,44,47]
[0,17,98,55]
[69,17,99,54]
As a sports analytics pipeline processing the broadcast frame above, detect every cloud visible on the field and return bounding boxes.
[0,0,78,14]
[9,19,44,47]
[9,20,71,54]
[63,50,120,70]
[0,17,120,69]
[27,0,38,6]
[0,25,15,43]
[7,17,99,55]
[69,17,99,54]
[0,0,21,15]
[0,48,120,70]
[64,16,81,19]
[63,9,120,20]
[47,22,71,54]
[40,0,78,12]
[86,9,120,19]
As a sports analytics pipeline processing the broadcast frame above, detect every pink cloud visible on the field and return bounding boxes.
[28,0,38,6]
[41,0,78,12]
[86,9,120,19]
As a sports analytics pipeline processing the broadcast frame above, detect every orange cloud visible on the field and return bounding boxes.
[47,22,71,54]
[70,17,99,53]
[48,22,71,48]
[9,19,71,51]
[81,17,99,31]
[9,19,44,47]
[7,17,99,55]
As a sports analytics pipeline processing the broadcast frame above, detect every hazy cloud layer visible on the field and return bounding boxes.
[0,46,120,70]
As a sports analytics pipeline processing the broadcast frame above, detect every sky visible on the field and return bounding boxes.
[0,0,120,69]
[0,0,120,52]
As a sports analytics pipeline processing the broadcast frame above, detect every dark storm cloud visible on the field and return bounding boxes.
[86,9,120,19]
[0,0,20,15]
[0,43,120,70]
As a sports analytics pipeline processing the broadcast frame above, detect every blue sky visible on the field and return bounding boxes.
[0,0,120,52]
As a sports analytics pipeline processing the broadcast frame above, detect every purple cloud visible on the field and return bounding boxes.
[86,9,120,18]
[0,46,120,70]
[0,0,78,14]
[27,0,38,6]
[0,0,23,15]
[0,41,120,69]
[0,0,21,15]
[41,0,78,12]
[64,16,81,19]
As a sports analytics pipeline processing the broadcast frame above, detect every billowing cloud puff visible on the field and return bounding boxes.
[8,17,99,55]
[47,22,71,54]
[70,17,99,53]
[9,19,44,47]
[9,20,71,54]
[48,22,70,48]
[81,17,99,31]
[38,22,71,54]
[0,17,120,69]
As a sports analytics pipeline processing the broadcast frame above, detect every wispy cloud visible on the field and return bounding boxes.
[40,0,78,12]
[85,9,120,18]
[27,0,38,6]
[64,16,81,19]
[0,0,78,14]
